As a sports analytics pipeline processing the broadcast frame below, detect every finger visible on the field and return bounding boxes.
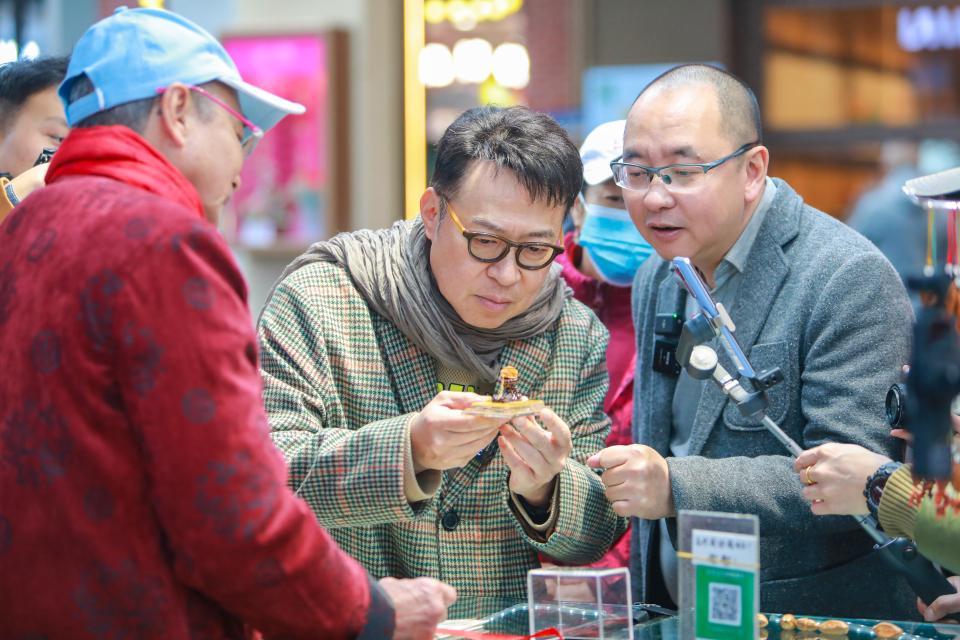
[794,448,821,471]
[500,424,548,469]
[890,428,914,443]
[587,453,602,468]
[925,593,960,622]
[611,500,635,518]
[539,407,572,451]
[511,415,552,450]
[434,390,491,408]
[499,435,535,476]
[596,463,628,489]
[593,445,637,470]
[800,484,823,503]
[436,412,505,433]
[809,498,833,516]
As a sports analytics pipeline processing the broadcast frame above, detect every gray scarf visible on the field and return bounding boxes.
[263,218,569,383]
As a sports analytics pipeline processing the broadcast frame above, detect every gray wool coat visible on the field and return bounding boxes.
[630,178,919,619]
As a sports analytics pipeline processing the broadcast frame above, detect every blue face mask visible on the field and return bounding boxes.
[578,204,655,286]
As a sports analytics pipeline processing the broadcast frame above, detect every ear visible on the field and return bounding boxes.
[420,187,442,241]
[743,145,769,204]
[155,83,193,149]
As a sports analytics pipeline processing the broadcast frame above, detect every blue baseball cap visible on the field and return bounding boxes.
[60,6,305,133]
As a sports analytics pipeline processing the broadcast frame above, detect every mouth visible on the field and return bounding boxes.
[647,221,684,240]
[476,295,511,311]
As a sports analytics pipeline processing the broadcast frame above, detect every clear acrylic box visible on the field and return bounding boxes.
[527,566,634,639]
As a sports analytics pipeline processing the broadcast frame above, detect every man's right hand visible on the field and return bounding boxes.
[379,576,457,639]
[409,391,503,471]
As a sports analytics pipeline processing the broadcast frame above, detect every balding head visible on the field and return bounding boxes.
[635,64,761,146]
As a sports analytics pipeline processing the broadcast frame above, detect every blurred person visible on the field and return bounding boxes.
[847,139,960,310]
[794,435,960,622]
[549,119,653,578]
[587,64,917,618]
[0,7,455,639]
[257,106,626,610]
[0,56,69,222]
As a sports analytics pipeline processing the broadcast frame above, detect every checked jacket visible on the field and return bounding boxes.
[258,260,627,601]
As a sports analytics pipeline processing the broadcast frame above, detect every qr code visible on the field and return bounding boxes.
[708,582,742,626]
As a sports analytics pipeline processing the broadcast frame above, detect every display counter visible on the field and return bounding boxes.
[438,602,960,640]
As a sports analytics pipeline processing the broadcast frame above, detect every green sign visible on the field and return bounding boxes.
[691,528,758,640]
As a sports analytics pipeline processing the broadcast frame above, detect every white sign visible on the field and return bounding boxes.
[898,5,960,52]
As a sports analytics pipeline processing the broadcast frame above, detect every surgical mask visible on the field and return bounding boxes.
[578,203,654,286]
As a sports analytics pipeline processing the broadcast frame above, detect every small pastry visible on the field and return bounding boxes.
[820,620,850,635]
[795,618,820,632]
[780,614,797,630]
[872,622,903,639]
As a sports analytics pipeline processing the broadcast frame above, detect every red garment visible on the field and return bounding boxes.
[0,126,380,639]
[557,232,635,570]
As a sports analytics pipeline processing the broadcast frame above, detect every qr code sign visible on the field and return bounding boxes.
[708,582,742,626]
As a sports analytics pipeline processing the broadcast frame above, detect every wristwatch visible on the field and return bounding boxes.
[864,461,903,523]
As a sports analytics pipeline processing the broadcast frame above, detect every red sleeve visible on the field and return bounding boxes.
[114,218,375,639]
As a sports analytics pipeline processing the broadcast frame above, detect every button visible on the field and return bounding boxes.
[441,510,460,531]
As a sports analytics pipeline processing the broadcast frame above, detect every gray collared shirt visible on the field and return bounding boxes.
[659,177,777,602]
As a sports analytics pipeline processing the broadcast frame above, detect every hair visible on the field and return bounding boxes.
[431,106,583,211]
[0,56,69,132]
[66,75,214,133]
[636,64,762,145]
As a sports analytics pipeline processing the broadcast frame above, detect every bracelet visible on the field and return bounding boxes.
[4,180,20,206]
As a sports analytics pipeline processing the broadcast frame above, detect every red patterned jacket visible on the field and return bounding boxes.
[0,126,391,639]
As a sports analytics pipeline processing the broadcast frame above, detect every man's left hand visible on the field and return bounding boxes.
[587,445,675,519]
[498,408,571,506]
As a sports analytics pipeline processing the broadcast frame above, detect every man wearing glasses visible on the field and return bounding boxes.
[587,65,917,618]
[258,106,625,608]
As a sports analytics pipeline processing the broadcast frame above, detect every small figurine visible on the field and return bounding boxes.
[493,366,523,402]
[463,365,544,420]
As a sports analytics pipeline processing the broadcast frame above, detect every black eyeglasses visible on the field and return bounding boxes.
[610,142,759,193]
[443,201,564,270]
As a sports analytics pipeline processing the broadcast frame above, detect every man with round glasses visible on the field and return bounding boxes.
[257,105,625,608]
[588,64,916,618]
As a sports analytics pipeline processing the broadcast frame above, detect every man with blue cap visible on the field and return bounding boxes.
[0,7,455,639]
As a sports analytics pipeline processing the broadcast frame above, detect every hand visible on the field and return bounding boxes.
[498,408,571,506]
[794,443,892,516]
[587,444,674,519]
[378,576,457,640]
[918,575,960,623]
[892,413,960,447]
[9,162,49,202]
[409,391,503,472]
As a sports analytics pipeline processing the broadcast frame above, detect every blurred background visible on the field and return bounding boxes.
[3,0,960,317]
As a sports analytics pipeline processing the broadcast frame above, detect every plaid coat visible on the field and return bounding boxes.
[258,260,627,600]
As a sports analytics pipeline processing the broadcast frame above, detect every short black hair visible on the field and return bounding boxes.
[431,106,583,211]
[636,64,762,145]
[0,56,69,132]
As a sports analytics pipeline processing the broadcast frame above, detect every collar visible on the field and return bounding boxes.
[46,125,205,218]
[716,176,777,280]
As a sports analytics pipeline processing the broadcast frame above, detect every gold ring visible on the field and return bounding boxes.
[802,466,816,486]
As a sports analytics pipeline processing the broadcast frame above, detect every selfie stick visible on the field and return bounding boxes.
[670,257,954,605]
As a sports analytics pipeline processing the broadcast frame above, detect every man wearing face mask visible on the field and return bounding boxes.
[554,119,654,572]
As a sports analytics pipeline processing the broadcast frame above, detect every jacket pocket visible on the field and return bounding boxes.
[722,340,789,430]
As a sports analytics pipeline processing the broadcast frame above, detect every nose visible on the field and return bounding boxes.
[641,176,675,212]
[486,250,522,287]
